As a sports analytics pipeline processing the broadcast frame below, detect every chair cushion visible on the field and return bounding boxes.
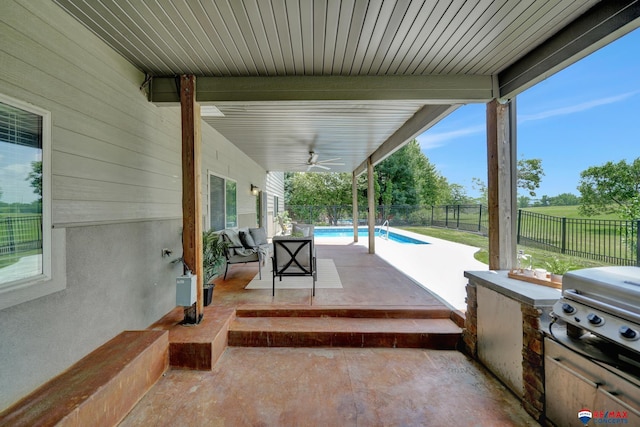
[221,229,254,257]
[292,223,314,237]
[239,230,256,248]
[249,227,268,245]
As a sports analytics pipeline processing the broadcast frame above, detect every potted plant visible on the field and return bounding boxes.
[202,230,228,306]
[545,257,573,283]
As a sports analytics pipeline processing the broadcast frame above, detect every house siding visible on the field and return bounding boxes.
[200,123,266,230]
[0,0,279,409]
[266,171,285,235]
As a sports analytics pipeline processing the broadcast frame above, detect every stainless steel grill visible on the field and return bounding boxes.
[553,266,640,355]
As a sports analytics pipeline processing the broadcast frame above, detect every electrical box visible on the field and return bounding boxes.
[176,274,197,306]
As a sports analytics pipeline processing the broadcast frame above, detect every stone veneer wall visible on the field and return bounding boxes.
[462,283,478,357]
[521,305,545,422]
[463,280,545,424]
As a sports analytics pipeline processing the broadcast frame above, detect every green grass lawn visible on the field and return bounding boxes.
[403,226,611,271]
[0,214,43,270]
[522,205,620,220]
[518,206,636,264]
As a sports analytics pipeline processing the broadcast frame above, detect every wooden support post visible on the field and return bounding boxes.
[180,75,203,324]
[367,158,375,254]
[352,172,358,243]
[486,99,517,270]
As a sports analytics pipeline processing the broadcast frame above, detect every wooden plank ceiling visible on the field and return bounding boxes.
[54,0,615,173]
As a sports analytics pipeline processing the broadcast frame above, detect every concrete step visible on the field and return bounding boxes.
[234,304,453,319]
[228,316,462,349]
[0,330,168,427]
[149,306,236,370]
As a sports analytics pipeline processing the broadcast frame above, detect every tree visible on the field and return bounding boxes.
[472,157,544,203]
[26,160,42,200]
[548,193,580,206]
[471,177,487,203]
[284,139,457,221]
[376,140,450,206]
[517,158,544,197]
[578,158,640,219]
[444,183,471,205]
[285,172,370,225]
[533,195,551,207]
[518,196,531,208]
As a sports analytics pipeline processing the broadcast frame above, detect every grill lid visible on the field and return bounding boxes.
[563,266,640,309]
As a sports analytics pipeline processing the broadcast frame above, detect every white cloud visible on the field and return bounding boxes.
[417,124,485,150]
[519,91,638,123]
[416,91,638,151]
[0,162,36,203]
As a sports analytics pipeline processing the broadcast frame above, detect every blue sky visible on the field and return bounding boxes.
[417,28,640,199]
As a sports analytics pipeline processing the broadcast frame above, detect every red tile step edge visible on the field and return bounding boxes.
[228,317,462,349]
[236,305,466,328]
[235,304,453,319]
[149,306,236,370]
[0,330,168,427]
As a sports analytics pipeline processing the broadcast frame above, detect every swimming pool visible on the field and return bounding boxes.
[314,227,429,245]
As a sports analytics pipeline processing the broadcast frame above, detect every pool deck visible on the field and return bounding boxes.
[318,227,488,310]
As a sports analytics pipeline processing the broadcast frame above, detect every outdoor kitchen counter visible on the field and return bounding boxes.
[463,270,562,423]
[463,270,561,307]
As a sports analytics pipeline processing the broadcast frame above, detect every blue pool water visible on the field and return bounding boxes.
[314,227,429,245]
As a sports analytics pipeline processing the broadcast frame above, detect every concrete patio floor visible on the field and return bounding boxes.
[121,347,537,426]
[121,239,535,426]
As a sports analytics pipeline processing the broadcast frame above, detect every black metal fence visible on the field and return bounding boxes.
[517,210,639,266]
[0,215,42,256]
[286,204,488,231]
[286,204,639,266]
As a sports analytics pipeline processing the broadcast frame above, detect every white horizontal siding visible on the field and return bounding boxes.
[200,122,266,229]
[1,0,184,225]
[266,172,285,201]
[53,176,180,205]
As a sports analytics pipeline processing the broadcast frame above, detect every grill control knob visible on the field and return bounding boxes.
[587,313,604,326]
[561,303,576,314]
[619,326,638,340]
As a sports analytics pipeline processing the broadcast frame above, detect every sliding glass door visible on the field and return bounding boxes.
[209,173,237,231]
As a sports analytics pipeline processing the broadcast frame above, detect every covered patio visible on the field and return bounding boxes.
[123,240,535,426]
[2,1,640,425]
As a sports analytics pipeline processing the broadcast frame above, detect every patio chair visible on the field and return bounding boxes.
[271,236,316,296]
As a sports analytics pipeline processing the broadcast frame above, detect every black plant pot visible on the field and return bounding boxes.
[203,284,214,306]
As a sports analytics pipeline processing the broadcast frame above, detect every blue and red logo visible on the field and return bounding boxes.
[578,409,592,425]
[578,408,629,425]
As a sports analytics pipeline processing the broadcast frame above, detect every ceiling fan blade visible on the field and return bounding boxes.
[318,158,342,163]
[318,162,345,166]
[309,152,319,163]
[315,164,331,170]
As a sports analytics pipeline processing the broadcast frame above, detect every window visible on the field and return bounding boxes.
[274,195,279,218]
[0,95,50,288]
[208,172,236,230]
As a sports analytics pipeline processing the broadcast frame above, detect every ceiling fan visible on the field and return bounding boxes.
[305,151,345,171]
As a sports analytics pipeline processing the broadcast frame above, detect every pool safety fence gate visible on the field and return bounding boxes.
[285,204,639,266]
